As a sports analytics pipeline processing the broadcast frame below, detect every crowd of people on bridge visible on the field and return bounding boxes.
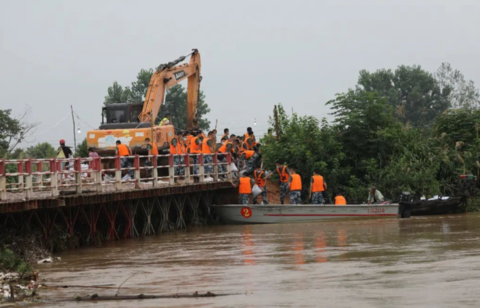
[57,118,386,205]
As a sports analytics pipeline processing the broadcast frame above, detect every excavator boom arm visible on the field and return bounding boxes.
[138,50,201,129]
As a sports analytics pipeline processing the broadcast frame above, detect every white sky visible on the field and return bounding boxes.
[1,0,480,148]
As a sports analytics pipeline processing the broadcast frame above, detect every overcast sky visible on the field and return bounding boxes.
[1,0,480,148]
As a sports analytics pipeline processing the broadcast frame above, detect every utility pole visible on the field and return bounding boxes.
[71,105,77,153]
[274,105,279,140]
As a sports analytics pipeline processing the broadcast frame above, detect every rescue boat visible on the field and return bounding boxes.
[211,204,401,224]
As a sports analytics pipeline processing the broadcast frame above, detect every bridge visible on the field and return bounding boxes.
[0,154,236,247]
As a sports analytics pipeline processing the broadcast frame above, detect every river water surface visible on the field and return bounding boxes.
[37,214,480,307]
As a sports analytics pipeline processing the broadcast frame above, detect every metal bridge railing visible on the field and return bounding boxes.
[0,153,233,201]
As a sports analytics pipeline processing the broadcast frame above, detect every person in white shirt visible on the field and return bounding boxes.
[367,187,384,204]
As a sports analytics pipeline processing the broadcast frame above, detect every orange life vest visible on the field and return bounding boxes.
[245,136,254,150]
[190,137,202,154]
[290,173,302,191]
[170,138,184,155]
[254,170,266,187]
[186,135,193,148]
[277,166,289,183]
[335,195,347,205]
[117,144,130,156]
[239,177,252,194]
[218,140,232,153]
[149,142,159,155]
[202,138,213,154]
[244,150,254,160]
[311,175,325,192]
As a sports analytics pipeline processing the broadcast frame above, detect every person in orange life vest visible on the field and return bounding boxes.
[217,136,233,177]
[309,169,327,205]
[202,131,215,175]
[144,137,159,177]
[185,131,194,150]
[212,129,218,144]
[244,131,254,151]
[236,173,255,204]
[288,167,302,204]
[115,140,133,179]
[189,131,203,175]
[170,131,186,180]
[221,128,229,141]
[239,145,261,175]
[335,193,347,205]
[275,161,291,204]
[253,167,274,205]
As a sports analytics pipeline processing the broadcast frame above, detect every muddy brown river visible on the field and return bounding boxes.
[36,214,480,307]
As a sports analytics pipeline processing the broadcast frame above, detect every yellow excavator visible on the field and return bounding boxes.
[87,49,201,153]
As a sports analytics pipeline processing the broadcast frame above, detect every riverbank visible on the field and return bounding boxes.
[0,229,51,304]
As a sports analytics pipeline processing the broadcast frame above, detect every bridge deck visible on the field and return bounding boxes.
[0,153,237,214]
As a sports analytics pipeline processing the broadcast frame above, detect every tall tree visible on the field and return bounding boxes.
[104,81,131,105]
[435,62,480,110]
[127,69,154,103]
[25,142,56,158]
[76,138,88,157]
[357,65,451,126]
[0,107,37,157]
[157,85,210,131]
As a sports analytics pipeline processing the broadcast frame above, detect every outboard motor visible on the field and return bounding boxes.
[399,192,413,218]
[399,191,414,203]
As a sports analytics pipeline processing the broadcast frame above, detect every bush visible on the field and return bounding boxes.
[0,249,32,277]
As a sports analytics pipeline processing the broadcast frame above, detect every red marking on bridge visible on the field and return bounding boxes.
[263,214,397,217]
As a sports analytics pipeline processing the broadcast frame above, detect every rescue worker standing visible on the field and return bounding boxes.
[253,167,269,204]
[170,131,185,180]
[244,131,254,150]
[217,135,233,177]
[309,170,327,204]
[202,131,215,176]
[221,128,229,140]
[189,132,202,175]
[236,173,255,204]
[56,139,73,171]
[276,161,290,205]
[288,167,302,204]
[115,140,133,179]
[144,137,159,177]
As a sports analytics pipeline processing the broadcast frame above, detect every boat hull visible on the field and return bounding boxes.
[212,204,399,224]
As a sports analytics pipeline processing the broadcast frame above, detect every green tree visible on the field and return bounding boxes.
[25,142,56,158]
[435,62,480,110]
[327,90,402,173]
[157,84,211,131]
[76,138,88,157]
[0,108,37,157]
[357,65,451,126]
[127,69,154,102]
[104,81,131,105]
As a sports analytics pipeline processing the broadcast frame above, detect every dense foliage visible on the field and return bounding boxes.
[262,100,479,204]
[261,64,480,204]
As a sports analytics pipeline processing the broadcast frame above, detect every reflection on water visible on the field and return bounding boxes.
[37,214,480,308]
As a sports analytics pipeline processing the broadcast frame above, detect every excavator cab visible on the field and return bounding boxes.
[100,103,151,130]
[87,49,200,154]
